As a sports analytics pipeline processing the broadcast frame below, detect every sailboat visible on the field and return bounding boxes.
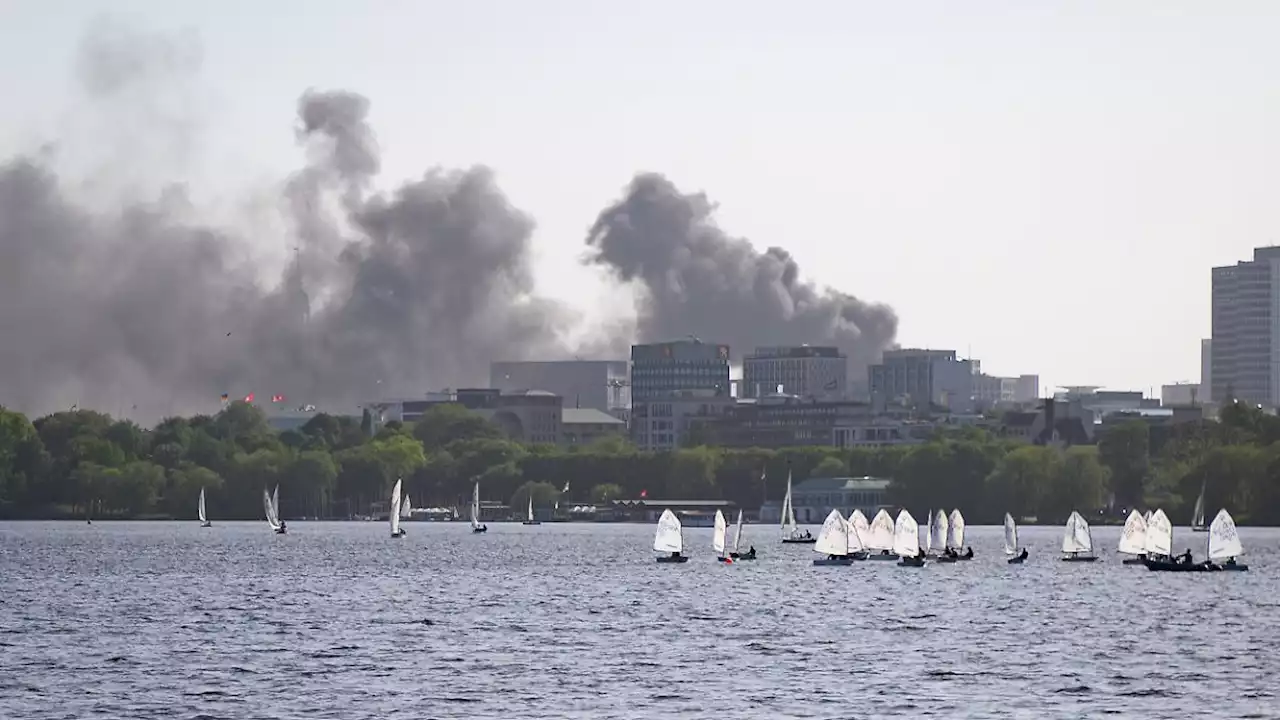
[470,481,487,533]
[779,471,814,543]
[1191,480,1208,532]
[865,509,898,560]
[928,509,948,557]
[198,487,211,528]
[849,509,871,554]
[264,485,285,534]
[654,508,688,563]
[729,510,756,560]
[1004,513,1027,564]
[894,509,925,566]
[813,510,853,566]
[1207,509,1247,571]
[1143,509,1174,563]
[1060,510,1096,561]
[522,493,541,526]
[949,509,971,559]
[389,478,406,538]
[401,493,413,521]
[1117,509,1148,565]
[713,509,733,563]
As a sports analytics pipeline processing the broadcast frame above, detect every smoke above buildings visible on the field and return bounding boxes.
[0,22,897,421]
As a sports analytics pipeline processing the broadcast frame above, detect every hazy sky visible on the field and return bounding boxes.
[3,1,1278,396]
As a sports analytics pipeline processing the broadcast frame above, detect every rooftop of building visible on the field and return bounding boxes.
[609,499,737,508]
[793,476,891,492]
[746,345,843,359]
[562,408,625,425]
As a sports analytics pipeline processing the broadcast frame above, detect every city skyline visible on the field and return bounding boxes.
[3,2,1275,412]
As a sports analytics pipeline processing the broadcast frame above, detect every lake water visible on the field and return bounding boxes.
[1,521,1276,719]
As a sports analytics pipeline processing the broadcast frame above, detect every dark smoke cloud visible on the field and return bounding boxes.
[585,172,898,374]
[0,22,897,421]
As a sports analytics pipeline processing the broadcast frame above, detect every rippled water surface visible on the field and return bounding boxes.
[1,520,1278,719]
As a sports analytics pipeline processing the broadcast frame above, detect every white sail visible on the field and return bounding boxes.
[813,510,849,557]
[1061,511,1093,554]
[1192,482,1207,529]
[947,509,965,549]
[931,509,948,552]
[1118,509,1147,556]
[653,509,683,554]
[470,482,481,529]
[849,509,870,543]
[732,510,746,553]
[401,494,412,519]
[780,471,798,538]
[924,509,933,553]
[847,511,865,553]
[1143,510,1152,526]
[1003,513,1018,554]
[713,509,728,556]
[198,488,207,524]
[1144,509,1173,557]
[390,478,402,536]
[527,494,535,522]
[272,485,280,524]
[263,488,281,531]
[1207,509,1244,561]
[893,509,920,558]
[866,509,895,551]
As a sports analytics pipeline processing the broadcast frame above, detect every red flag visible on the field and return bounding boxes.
[244,392,255,403]
[271,394,285,403]
[640,489,647,498]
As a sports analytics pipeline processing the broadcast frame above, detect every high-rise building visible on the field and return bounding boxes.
[868,349,976,413]
[630,340,732,450]
[490,360,629,414]
[742,345,847,400]
[1211,247,1280,407]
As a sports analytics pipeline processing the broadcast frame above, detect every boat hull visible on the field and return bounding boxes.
[898,557,926,567]
[656,555,689,564]
[200,522,212,528]
[1191,528,1208,533]
[472,527,487,534]
[936,556,958,564]
[1122,556,1146,565]
[522,521,541,526]
[813,557,855,566]
[274,529,286,535]
[1061,555,1097,562]
[1007,556,1026,564]
[1218,563,1249,571]
[782,538,816,544]
[868,553,900,561]
[730,555,757,561]
[1145,559,1211,572]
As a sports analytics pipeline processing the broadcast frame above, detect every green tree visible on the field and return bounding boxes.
[165,463,224,518]
[0,408,44,510]
[413,404,504,450]
[1097,420,1151,508]
[1042,446,1107,522]
[590,482,624,504]
[986,445,1059,521]
[510,480,560,513]
[812,455,848,477]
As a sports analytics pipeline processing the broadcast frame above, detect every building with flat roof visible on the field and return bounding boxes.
[562,407,626,446]
[868,348,976,413]
[630,340,732,449]
[700,394,875,447]
[1211,246,1280,407]
[490,360,629,415]
[383,388,563,444]
[742,345,847,400]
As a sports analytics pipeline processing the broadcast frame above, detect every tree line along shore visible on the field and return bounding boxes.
[1,399,1277,525]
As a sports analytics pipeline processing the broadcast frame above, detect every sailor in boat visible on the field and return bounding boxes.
[669,550,681,560]
[962,546,974,559]
[1179,548,1193,565]
[879,549,891,557]
[1016,548,1028,561]
[277,520,287,534]
[743,545,757,560]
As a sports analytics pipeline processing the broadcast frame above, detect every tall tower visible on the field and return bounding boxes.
[1211,247,1280,408]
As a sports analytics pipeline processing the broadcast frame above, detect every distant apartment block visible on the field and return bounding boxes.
[490,360,629,414]
[741,345,848,400]
[868,348,976,413]
[973,373,1041,409]
[1211,246,1280,407]
[1162,382,1202,407]
[630,340,732,450]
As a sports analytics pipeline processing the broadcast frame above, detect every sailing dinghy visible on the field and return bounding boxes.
[713,510,733,563]
[928,509,948,557]
[1207,509,1247,571]
[729,510,756,560]
[949,509,972,559]
[198,487,212,528]
[654,509,688,563]
[264,485,286,534]
[1005,513,1027,564]
[1118,509,1148,565]
[522,494,541,526]
[389,478,406,538]
[865,509,898,560]
[813,510,854,566]
[470,481,487,533]
[1191,480,1208,532]
[1060,511,1096,561]
[779,471,815,543]
[1141,509,1174,565]
[894,510,925,566]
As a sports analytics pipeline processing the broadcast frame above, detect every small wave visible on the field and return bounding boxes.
[1118,689,1164,697]
[1055,685,1092,695]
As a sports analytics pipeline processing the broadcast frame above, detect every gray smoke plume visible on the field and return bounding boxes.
[0,25,575,420]
[585,172,898,375]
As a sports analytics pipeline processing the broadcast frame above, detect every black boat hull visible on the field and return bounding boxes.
[522,522,541,526]
[936,556,958,564]
[813,557,855,566]
[729,552,757,560]
[1145,559,1210,572]
[868,553,900,561]
[1007,556,1026,564]
[656,555,689,563]
[1061,556,1097,562]
[782,538,816,544]
[472,528,487,534]
[898,557,926,567]
[1122,557,1146,565]
[200,522,212,528]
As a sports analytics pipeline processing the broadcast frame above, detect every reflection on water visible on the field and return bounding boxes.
[0,521,1275,719]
